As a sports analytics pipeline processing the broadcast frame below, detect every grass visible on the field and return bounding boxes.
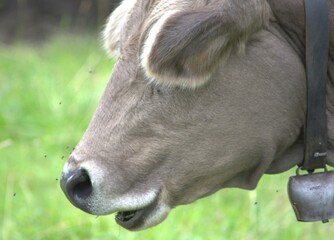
[1,33,333,240]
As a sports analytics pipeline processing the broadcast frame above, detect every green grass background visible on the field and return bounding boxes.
[1,34,333,240]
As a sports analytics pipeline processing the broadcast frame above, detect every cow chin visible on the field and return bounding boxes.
[60,159,170,230]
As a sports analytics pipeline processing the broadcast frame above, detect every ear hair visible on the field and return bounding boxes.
[140,1,269,89]
[102,0,137,58]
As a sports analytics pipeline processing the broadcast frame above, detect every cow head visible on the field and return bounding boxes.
[60,0,311,231]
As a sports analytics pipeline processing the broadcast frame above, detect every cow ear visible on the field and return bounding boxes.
[102,0,136,57]
[140,10,243,88]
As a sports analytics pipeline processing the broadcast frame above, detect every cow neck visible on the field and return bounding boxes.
[301,0,330,171]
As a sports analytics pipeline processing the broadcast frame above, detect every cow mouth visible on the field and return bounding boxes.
[115,194,159,230]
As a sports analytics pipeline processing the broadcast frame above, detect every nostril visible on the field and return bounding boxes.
[72,171,92,200]
[61,168,93,209]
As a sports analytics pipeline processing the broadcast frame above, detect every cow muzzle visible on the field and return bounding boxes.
[60,167,93,213]
[60,157,171,230]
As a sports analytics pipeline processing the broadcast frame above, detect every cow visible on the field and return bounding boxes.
[60,0,334,231]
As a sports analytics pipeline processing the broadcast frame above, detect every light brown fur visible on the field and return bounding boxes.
[62,0,334,231]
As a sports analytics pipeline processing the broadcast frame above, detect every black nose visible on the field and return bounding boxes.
[60,168,93,212]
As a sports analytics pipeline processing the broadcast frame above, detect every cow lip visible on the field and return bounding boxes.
[115,194,159,230]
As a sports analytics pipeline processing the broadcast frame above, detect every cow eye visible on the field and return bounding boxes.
[155,87,163,95]
[150,84,163,97]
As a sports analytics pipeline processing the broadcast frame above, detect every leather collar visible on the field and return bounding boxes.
[301,0,330,171]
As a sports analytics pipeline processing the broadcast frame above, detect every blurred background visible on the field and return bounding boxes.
[0,0,120,43]
[1,1,334,240]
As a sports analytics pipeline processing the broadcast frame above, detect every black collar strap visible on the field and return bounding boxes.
[302,0,330,171]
